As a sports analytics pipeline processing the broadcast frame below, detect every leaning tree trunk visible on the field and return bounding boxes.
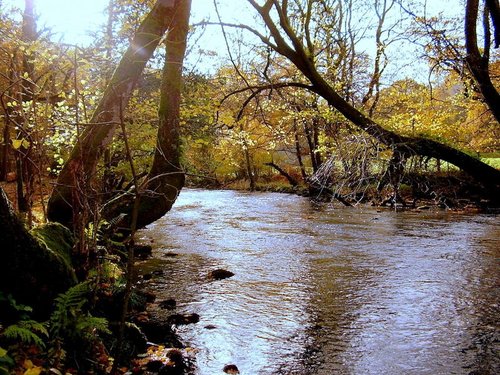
[47,0,180,228]
[308,68,500,189]
[101,0,191,231]
[249,1,500,191]
[265,161,299,187]
[485,0,500,47]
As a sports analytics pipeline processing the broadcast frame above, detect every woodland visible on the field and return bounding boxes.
[0,0,499,374]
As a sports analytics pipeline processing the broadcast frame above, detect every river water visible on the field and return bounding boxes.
[137,189,500,375]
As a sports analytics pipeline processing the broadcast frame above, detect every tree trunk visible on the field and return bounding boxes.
[304,121,319,173]
[14,0,37,216]
[309,69,500,189]
[102,0,118,200]
[312,117,322,169]
[485,0,500,47]
[465,0,500,122]
[265,161,298,187]
[293,119,308,181]
[47,0,180,228]
[101,0,191,231]
[0,119,9,181]
[244,141,256,191]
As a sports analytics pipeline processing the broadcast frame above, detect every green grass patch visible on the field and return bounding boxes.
[482,157,500,169]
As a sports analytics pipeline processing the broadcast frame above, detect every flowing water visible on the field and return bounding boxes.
[137,189,500,375]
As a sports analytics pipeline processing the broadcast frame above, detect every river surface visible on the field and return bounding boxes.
[137,189,500,375]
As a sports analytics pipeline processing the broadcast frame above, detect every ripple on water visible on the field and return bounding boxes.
[139,189,500,375]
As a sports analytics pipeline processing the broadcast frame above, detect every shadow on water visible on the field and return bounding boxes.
[137,189,500,375]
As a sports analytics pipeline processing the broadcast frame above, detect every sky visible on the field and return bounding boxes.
[2,0,251,72]
[2,0,464,79]
[2,0,462,45]
[4,0,109,45]
[2,0,249,46]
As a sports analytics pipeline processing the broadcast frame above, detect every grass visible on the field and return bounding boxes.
[482,157,500,169]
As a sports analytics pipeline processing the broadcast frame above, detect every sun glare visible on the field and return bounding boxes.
[6,0,108,45]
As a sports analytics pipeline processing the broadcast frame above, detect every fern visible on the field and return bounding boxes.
[50,282,91,337]
[2,320,48,349]
[75,317,110,338]
[50,281,110,342]
[0,293,47,350]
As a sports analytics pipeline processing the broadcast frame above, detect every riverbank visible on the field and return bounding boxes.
[186,170,499,212]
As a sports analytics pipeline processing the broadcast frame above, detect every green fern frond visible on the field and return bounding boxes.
[50,281,110,343]
[2,324,46,349]
[18,320,49,337]
[53,282,90,308]
[76,316,111,337]
[50,282,91,337]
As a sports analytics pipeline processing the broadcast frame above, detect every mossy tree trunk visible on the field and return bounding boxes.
[101,0,191,231]
[47,0,181,228]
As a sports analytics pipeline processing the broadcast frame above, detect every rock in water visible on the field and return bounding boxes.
[133,244,153,258]
[159,298,177,310]
[168,313,200,325]
[208,269,235,281]
[223,364,240,374]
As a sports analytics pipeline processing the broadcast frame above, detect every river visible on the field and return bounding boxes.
[137,189,500,375]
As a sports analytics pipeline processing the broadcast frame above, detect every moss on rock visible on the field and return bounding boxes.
[31,222,78,285]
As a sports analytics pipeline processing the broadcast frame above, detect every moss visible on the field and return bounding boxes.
[31,223,77,285]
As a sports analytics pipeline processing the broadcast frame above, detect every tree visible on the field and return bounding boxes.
[102,0,191,230]
[0,0,87,225]
[226,0,500,192]
[0,0,38,217]
[47,0,185,228]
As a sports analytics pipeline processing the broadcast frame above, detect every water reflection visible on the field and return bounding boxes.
[138,189,499,375]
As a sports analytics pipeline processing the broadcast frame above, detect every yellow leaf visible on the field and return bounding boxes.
[11,139,30,149]
[12,139,23,150]
[24,367,43,375]
[24,359,34,369]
